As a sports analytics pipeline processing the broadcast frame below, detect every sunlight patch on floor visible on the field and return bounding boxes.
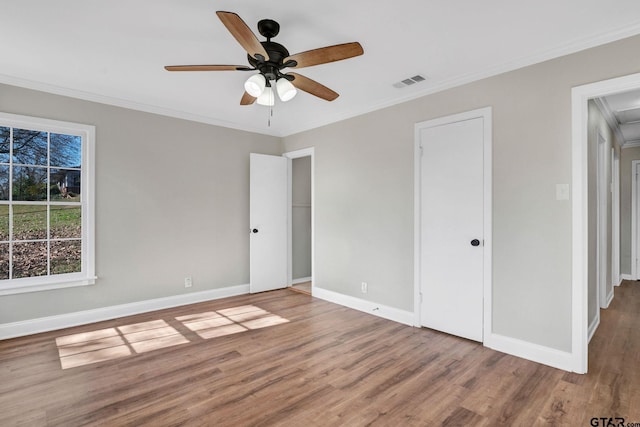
[56,320,188,369]
[55,305,289,369]
[177,305,289,339]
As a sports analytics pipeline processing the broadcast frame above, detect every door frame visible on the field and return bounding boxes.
[612,149,620,287]
[595,130,609,309]
[632,160,640,280]
[413,107,492,340]
[282,147,315,292]
[572,71,640,374]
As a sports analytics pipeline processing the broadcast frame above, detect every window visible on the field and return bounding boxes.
[0,112,95,295]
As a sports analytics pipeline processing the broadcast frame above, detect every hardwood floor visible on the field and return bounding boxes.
[1,281,639,426]
[290,281,312,295]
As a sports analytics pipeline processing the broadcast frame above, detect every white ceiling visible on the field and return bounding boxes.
[3,1,640,137]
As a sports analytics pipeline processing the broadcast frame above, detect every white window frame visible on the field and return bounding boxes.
[0,112,96,295]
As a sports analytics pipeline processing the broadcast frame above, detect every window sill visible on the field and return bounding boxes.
[0,275,97,296]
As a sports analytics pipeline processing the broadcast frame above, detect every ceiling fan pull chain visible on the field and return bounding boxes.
[269,98,276,127]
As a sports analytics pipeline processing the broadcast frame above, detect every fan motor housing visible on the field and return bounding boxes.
[247,41,290,81]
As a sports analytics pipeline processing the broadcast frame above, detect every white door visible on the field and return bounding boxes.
[419,116,485,342]
[250,153,287,293]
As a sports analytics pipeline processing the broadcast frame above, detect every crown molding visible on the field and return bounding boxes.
[593,98,626,149]
[622,140,640,149]
[0,74,284,137]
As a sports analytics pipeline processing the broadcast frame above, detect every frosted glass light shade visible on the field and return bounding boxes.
[276,78,297,102]
[256,87,275,106]
[244,74,266,97]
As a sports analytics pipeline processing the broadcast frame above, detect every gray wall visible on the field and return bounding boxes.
[0,84,281,323]
[292,156,311,280]
[621,146,640,275]
[283,34,640,353]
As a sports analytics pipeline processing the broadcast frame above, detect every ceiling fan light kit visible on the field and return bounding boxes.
[276,78,297,102]
[256,87,275,106]
[164,11,364,107]
[244,74,266,97]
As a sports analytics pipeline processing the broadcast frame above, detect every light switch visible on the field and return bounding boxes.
[556,184,570,200]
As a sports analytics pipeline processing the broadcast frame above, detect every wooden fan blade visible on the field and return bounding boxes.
[240,91,257,105]
[289,72,339,101]
[216,11,269,60]
[164,65,251,71]
[285,42,363,68]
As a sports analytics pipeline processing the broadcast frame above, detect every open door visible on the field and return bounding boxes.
[250,153,287,293]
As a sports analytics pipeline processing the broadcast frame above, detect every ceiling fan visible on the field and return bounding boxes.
[165,11,364,106]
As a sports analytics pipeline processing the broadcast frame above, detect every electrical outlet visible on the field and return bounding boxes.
[361,282,368,293]
[184,276,192,288]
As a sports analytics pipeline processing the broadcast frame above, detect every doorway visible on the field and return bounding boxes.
[572,72,640,373]
[632,160,640,280]
[414,107,492,342]
[283,148,314,295]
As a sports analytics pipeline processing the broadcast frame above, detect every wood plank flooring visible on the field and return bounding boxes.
[290,281,311,295]
[1,281,639,426]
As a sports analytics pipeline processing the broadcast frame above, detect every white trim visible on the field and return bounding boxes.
[632,160,640,281]
[572,83,589,374]
[0,74,279,137]
[413,107,492,340]
[623,141,640,149]
[283,147,315,295]
[0,112,95,295]
[413,124,422,327]
[0,275,97,296]
[0,284,249,340]
[596,130,608,309]
[291,276,312,285]
[587,312,600,343]
[484,333,574,372]
[621,273,633,281]
[612,149,620,287]
[604,287,614,309]
[572,71,640,374]
[483,109,493,343]
[593,98,625,150]
[313,287,415,326]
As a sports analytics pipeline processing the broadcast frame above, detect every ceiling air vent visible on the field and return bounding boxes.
[393,75,427,88]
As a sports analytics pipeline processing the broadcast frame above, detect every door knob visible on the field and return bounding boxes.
[470,239,480,247]
[252,228,259,234]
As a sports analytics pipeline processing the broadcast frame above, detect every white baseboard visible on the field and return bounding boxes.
[312,287,415,326]
[484,332,574,372]
[588,312,600,343]
[313,288,576,371]
[291,276,312,285]
[620,274,634,281]
[604,288,614,308]
[0,284,249,340]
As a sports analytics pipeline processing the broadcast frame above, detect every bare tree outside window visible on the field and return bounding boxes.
[0,126,82,280]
